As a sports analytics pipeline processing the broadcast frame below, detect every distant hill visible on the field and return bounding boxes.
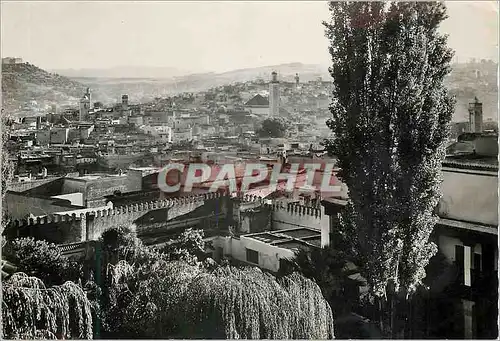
[153,63,330,95]
[51,66,192,79]
[3,61,497,122]
[446,61,498,122]
[213,63,330,83]
[2,62,86,113]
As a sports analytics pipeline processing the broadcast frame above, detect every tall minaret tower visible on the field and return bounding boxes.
[121,94,129,112]
[85,87,92,108]
[79,90,90,121]
[468,97,483,133]
[269,71,280,116]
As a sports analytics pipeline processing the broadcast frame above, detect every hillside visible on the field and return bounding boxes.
[167,63,330,92]
[64,63,330,104]
[51,65,192,79]
[446,61,498,122]
[2,61,497,122]
[2,62,86,113]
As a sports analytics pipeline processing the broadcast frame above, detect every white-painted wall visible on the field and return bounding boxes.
[51,193,84,206]
[213,236,295,273]
[439,168,498,226]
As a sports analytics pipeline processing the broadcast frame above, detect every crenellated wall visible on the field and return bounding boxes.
[85,194,209,240]
[6,213,86,244]
[6,192,231,244]
[7,191,332,249]
[237,194,329,247]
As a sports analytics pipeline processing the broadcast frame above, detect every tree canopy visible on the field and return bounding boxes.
[98,227,336,339]
[3,238,83,286]
[324,1,455,336]
[2,273,93,340]
[257,117,289,138]
[105,259,335,339]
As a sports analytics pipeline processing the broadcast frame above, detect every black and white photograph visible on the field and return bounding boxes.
[0,1,498,339]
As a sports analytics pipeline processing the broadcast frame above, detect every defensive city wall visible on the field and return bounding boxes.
[5,192,328,247]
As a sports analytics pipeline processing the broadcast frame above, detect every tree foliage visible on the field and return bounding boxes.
[2,227,336,339]
[279,246,348,309]
[98,227,334,339]
[257,117,289,138]
[2,273,93,340]
[3,238,83,286]
[324,1,454,302]
[105,259,335,339]
[157,228,209,264]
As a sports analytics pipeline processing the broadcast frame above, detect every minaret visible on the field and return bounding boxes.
[269,71,280,116]
[468,97,483,133]
[85,87,92,108]
[121,94,129,112]
[79,93,90,121]
[295,73,300,86]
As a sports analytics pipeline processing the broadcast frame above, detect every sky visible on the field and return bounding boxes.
[1,1,498,73]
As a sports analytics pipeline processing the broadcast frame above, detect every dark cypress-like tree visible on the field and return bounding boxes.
[323,1,455,336]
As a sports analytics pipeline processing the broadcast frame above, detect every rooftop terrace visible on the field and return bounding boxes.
[244,227,321,251]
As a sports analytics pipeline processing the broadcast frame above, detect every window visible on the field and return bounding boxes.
[455,245,464,285]
[246,248,259,264]
[216,247,224,260]
[455,244,473,286]
[472,253,481,285]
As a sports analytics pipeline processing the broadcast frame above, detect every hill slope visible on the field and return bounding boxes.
[2,62,86,113]
[445,61,497,122]
[51,65,191,79]
[2,61,497,122]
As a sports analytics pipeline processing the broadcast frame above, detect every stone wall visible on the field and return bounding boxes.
[271,202,327,232]
[7,192,230,244]
[5,191,82,220]
[7,177,62,193]
[6,214,86,244]
[7,193,332,251]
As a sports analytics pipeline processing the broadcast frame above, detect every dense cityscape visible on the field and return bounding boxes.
[1,1,498,340]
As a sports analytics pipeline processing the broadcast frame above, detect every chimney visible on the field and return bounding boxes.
[468,97,483,133]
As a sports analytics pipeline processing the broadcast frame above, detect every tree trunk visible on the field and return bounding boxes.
[375,296,385,335]
[389,295,396,338]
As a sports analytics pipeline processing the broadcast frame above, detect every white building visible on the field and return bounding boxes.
[172,127,193,142]
[140,124,173,143]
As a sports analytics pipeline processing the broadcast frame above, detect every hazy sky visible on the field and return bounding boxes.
[1,1,498,73]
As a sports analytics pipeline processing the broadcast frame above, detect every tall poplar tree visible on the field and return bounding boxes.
[323,1,454,335]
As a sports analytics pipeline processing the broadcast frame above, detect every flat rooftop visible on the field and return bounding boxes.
[244,227,321,251]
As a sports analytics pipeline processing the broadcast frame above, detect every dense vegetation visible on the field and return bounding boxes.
[257,117,289,138]
[1,63,85,112]
[1,227,335,339]
[324,1,455,337]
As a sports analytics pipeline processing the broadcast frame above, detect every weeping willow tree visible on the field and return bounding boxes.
[323,1,454,337]
[106,259,335,339]
[2,273,93,339]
